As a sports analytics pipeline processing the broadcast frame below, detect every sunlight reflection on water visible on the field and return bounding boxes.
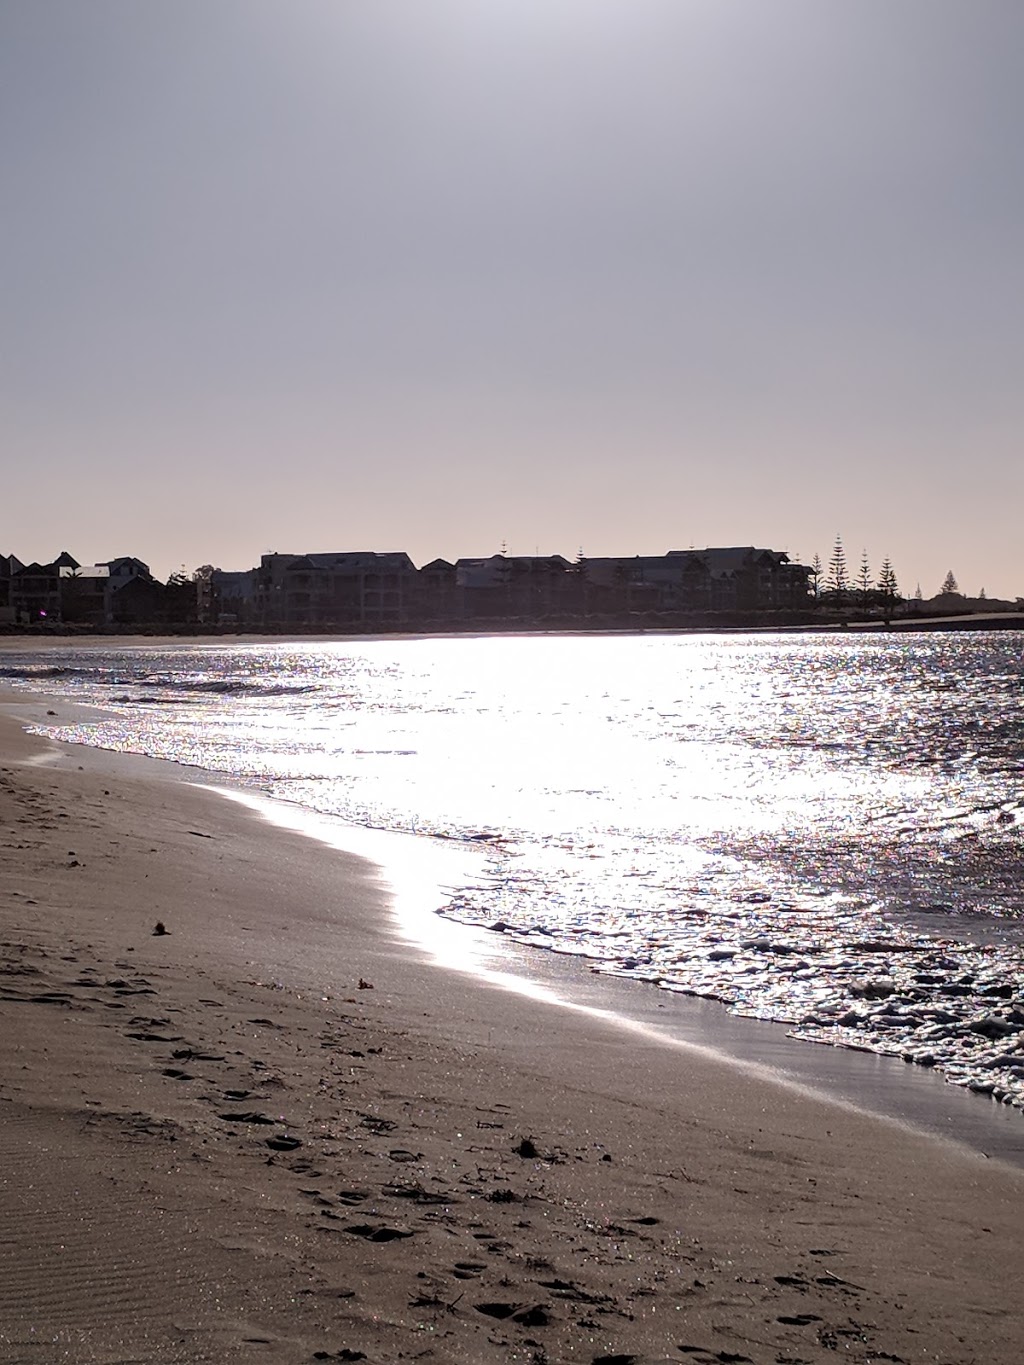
[11,630,1024,1107]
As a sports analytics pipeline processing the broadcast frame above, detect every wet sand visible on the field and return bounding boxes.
[2,706,1023,1364]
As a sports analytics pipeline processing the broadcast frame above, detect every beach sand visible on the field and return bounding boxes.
[1,708,1022,1364]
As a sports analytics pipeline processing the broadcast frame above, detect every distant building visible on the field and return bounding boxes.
[416,559,458,620]
[9,552,77,622]
[207,569,257,627]
[693,547,813,611]
[59,564,110,625]
[585,547,812,613]
[60,556,155,626]
[1,542,816,631]
[454,554,572,619]
[255,552,418,629]
[0,553,25,624]
[101,556,153,589]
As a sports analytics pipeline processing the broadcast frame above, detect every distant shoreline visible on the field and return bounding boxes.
[1,609,1022,644]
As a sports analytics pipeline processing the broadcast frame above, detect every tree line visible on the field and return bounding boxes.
[809,536,900,612]
[809,538,976,613]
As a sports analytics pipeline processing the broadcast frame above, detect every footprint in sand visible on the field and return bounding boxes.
[343,1223,414,1243]
[451,1262,487,1280]
[383,1182,453,1206]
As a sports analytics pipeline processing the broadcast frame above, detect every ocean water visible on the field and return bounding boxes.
[4,632,1024,1109]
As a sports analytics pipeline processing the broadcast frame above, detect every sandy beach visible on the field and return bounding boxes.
[1,706,1023,1364]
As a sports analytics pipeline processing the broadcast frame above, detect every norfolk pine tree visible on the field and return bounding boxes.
[857,550,872,608]
[877,557,900,621]
[826,535,849,605]
[810,554,823,599]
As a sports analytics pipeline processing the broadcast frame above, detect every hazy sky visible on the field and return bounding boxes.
[3,1,1022,595]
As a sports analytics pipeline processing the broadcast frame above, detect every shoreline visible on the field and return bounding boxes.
[6,679,1024,1165]
[216,784,1024,1167]
[2,712,1024,1362]
[2,610,1023,650]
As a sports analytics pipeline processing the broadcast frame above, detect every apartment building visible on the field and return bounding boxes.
[254,552,418,629]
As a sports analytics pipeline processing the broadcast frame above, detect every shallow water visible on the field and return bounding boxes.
[5,631,1023,1109]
